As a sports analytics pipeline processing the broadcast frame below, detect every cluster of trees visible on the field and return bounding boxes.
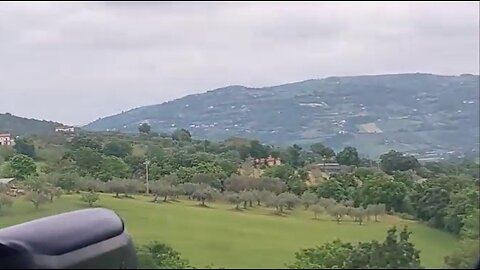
[288,226,421,269]
[309,197,386,225]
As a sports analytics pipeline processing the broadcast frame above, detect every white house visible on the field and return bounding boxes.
[55,126,75,133]
[0,133,12,146]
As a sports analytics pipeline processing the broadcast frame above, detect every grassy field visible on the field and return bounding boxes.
[0,194,457,268]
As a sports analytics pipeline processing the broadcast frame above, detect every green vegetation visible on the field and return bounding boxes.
[0,130,477,268]
[288,226,421,269]
[0,194,457,268]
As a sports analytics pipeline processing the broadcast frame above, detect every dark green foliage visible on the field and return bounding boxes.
[95,156,129,181]
[8,154,37,180]
[172,129,192,142]
[69,136,102,151]
[138,123,151,134]
[336,147,360,166]
[380,150,421,175]
[136,241,192,269]
[13,137,36,158]
[102,140,133,158]
[288,226,422,269]
[263,164,306,195]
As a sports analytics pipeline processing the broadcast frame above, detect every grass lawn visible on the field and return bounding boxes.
[0,194,457,269]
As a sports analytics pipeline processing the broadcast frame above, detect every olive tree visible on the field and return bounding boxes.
[318,197,336,209]
[351,207,367,225]
[301,191,318,209]
[76,178,104,193]
[252,189,275,206]
[106,179,125,198]
[268,192,299,213]
[124,179,143,198]
[192,185,217,207]
[178,183,198,200]
[310,204,324,220]
[367,204,386,222]
[224,192,242,210]
[327,204,349,224]
[150,181,172,203]
[239,190,255,209]
[279,192,299,210]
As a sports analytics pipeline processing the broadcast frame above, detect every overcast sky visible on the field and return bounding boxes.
[0,1,478,125]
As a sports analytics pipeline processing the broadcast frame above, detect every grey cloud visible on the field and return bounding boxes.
[0,2,478,125]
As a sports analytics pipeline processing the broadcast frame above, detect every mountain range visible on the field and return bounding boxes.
[84,73,480,159]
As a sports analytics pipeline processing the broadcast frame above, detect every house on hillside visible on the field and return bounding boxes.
[0,133,13,146]
[55,125,75,134]
[253,155,282,167]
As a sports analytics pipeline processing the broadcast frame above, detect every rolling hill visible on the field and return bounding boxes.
[84,73,480,158]
[0,113,64,136]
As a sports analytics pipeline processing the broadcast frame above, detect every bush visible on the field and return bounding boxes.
[80,192,99,207]
[136,241,192,269]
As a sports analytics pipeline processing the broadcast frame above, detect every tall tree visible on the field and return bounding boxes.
[13,137,36,158]
[8,154,37,180]
[70,147,102,176]
[336,147,360,166]
[138,123,151,134]
[283,144,304,168]
[171,129,192,142]
[379,150,421,175]
[96,156,129,181]
[249,140,269,158]
[310,143,335,164]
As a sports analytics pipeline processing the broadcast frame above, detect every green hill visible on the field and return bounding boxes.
[0,113,64,136]
[84,73,480,158]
